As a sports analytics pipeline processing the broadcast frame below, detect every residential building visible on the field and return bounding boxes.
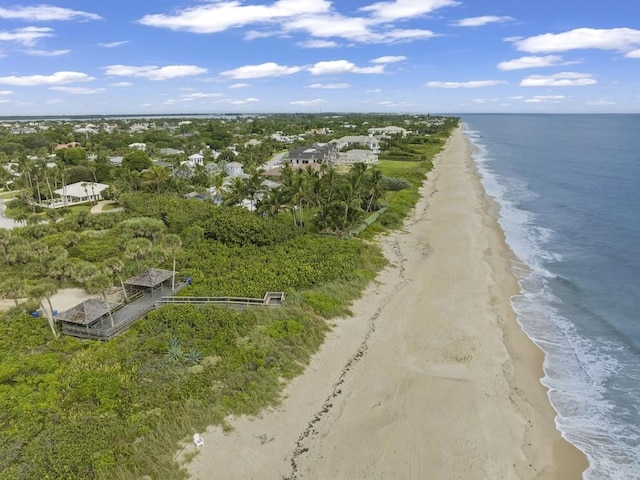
[287,143,338,166]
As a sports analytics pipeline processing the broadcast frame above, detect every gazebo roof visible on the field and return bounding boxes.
[54,298,119,325]
[124,268,173,288]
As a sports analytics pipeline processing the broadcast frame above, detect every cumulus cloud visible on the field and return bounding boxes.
[138,0,444,45]
[49,86,106,94]
[519,72,596,87]
[308,83,349,89]
[309,60,385,75]
[181,92,224,99]
[25,49,70,56]
[510,27,640,54]
[289,98,326,105]
[229,83,250,88]
[425,80,507,88]
[359,0,458,22]
[298,39,339,48]
[0,90,14,95]
[0,5,101,21]
[98,41,129,48]
[625,49,640,58]
[0,26,54,46]
[371,55,407,64]
[221,62,302,79]
[451,15,513,27]
[0,71,94,86]
[226,97,260,105]
[139,0,330,33]
[524,95,566,103]
[104,64,207,80]
[109,82,133,87]
[497,55,573,71]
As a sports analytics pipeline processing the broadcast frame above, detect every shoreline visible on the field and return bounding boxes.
[185,126,588,479]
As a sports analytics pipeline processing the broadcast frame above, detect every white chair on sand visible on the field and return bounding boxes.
[193,433,204,448]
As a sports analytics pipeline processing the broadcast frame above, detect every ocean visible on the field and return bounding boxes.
[462,114,640,480]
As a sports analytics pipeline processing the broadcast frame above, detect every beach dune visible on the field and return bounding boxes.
[186,126,587,479]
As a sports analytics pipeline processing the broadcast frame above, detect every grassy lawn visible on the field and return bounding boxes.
[0,190,19,200]
[100,202,121,211]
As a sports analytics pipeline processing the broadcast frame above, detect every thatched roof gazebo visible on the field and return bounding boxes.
[55,298,121,339]
[124,268,174,296]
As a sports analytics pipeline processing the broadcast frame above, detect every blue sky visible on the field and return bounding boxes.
[0,1,639,115]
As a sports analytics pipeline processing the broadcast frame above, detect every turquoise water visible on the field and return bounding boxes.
[462,114,640,479]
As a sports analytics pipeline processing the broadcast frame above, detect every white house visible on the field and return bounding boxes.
[225,161,243,176]
[331,135,381,152]
[53,182,109,206]
[367,126,408,137]
[129,142,147,151]
[188,153,204,165]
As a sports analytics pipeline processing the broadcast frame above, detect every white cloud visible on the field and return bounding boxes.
[229,83,250,88]
[0,5,101,21]
[0,71,94,86]
[451,15,513,27]
[98,41,129,48]
[511,28,640,54]
[25,49,70,56]
[425,80,507,88]
[182,92,224,99]
[497,55,573,71]
[0,90,13,95]
[226,97,260,105]
[586,99,616,106]
[0,26,54,46]
[367,88,382,93]
[360,0,458,22]
[625,49,640,58]
[139,0,442,45]
[524,95,566,103]
[220,62,301,79]
[309,60,385,75]
[298,39,339,48]
[104,65,207,81]
[139,0,330,33]
[290,98,326,105]
[308,83,349,89]
[109,82,133,87]
[371,55,407,64]
[49,86,106,94]
[520,72,596,87]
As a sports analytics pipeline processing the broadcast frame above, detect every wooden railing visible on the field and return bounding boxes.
[155,292,285,308]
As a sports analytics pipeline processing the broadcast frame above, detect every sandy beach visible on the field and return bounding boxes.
[185,126,588,479]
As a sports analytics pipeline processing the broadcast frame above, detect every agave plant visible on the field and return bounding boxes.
[165,336,183,362]
[184,348,203,365]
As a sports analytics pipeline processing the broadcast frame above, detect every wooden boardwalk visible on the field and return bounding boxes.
[62,289,284,341]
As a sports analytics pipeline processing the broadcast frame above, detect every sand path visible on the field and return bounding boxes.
[185,127,587,479]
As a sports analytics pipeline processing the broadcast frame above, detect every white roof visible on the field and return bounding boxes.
[54,181,109,198]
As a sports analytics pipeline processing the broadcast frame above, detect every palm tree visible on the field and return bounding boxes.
[29,282,59,338]
[223,176,247,207]
[0,277,28,307]
[365,168,385,212]
[257,188,286,217]
[0,228,12,264]
[162,234,182,291]
[104,257,128,300]
[124,238,153,270]
[142,165,171,193]
[86,273,115,327]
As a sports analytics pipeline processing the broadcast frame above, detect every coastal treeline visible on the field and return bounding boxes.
[0,115,458,479]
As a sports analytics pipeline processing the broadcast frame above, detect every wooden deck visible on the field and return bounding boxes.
[62,289,284,341]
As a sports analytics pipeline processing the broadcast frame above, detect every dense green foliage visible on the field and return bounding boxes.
[0,114,458,479]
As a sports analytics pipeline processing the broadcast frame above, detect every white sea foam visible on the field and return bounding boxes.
[464,124,640,479]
